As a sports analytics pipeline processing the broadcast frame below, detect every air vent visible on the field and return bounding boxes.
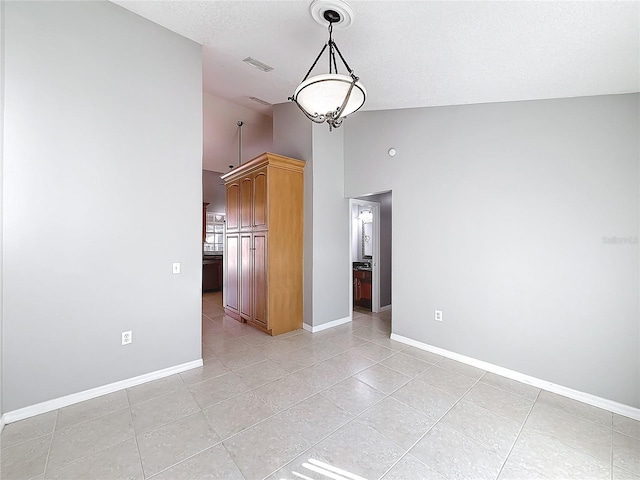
[249,97,272,106]
[243,57,274,72]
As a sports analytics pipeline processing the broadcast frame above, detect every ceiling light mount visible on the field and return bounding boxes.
[289,0,365,131]
[310,0,354,29]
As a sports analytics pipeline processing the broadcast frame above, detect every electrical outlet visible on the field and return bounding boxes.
[172,262,181,274]
[122,331,132,345]
[434,310,443,322]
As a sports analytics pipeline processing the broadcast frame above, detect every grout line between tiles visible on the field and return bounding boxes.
[376,373,485,479]
[40,408,58,478]
[494,388,541,480]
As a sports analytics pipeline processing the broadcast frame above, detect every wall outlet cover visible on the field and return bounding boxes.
[435,310,443,322]
[122,331,132,345]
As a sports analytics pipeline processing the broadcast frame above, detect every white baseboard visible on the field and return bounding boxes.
[379,304,392,312]
[0,414,5,433]
[390,333,640,421]
[304,316,351,333]
[3,359,203,425]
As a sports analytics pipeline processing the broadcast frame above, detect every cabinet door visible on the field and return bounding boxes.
[253,170,268,230]
[226,184,240,231]
[240,177,253,230]
[225,234,239,314]
[253,233,268,327]
[240,233,252,320]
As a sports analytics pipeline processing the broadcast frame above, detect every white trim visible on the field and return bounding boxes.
[379,304,392,312]
[304,316,351,333]
[390,334,640,421]
[0,414,5,433]
[3,359,203,425]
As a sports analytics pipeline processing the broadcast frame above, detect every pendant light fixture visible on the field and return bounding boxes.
[289,1,366,131]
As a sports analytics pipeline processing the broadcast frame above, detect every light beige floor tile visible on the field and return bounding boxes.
[499,429,610,479]
[217,348,266,370]
[381,352,431,377]
[417,365,477,398]
[47,409,134,470]
[204,336,250,355]
[1,411,57,449]
[203,391,274,440]
[436,358,486,380]
[130,388,200,435]
[241,331,278,346]
[278,394,353,445]
[320,377,386,416]
[464,381,534,424]
[392,378,458,420]
[280,332,316,350]
[370,335,409,351]
[0,434,51,480]
[293,361,350,392]
[45,438,143,480]
[537,390,612,427]
[525,402,612,461]
[310,421,405,480]
[253,372,317,412]
[357,397,434,450]
[187,372,250,409]
[330,334,368,351]
[480,372,540,400]
[353,364,411,394]
[56,391,128,431]
[400,346,443,364]
[234,359,288,388]
[322,350,375,377]
[304,340,349,362]
[382,454,445,480]
[262,346,318,373]
[352,342,395,362]
[441,400,520,455]
[615,414,640,440]
[136,411,220,478]
[150,444,244,480]
[126,375,185,405]
[410,423,504,480]
[614,432,640,475]
[222,414,309,480]
[179,359,230,385]
[614,466,640,479]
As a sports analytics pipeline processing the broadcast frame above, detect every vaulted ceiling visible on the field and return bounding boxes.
[112,1,640,172]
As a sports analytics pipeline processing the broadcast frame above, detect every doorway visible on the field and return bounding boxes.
[349,191,392,316]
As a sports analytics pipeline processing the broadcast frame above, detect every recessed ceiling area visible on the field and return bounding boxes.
[111,0,639,171]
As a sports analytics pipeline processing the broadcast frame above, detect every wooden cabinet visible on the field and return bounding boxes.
[202,256,222,292]
[222,152,305,336]
[353,269,372,309]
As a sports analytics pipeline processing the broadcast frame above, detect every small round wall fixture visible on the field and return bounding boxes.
[388,148,397,157]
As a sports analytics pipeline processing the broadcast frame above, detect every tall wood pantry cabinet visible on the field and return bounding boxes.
[221,152,305,336]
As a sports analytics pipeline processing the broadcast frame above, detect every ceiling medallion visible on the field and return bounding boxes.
[289,0,366,131]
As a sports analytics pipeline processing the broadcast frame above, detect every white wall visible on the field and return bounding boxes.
[203,93,272,173]
[344,94,639,408]
[273,102,314,327]
[273,103,351,328]
[202,170,226,214]
[311,124,350,325]
[0,0,5,421]
[3,1,203,411]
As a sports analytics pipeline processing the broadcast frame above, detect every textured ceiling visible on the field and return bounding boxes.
[111,1,639,172]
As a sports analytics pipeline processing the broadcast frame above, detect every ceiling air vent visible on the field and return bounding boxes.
[243,57,274,72]
[249,97,272,106]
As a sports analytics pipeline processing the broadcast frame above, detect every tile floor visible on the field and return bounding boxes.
[1,292,639,479]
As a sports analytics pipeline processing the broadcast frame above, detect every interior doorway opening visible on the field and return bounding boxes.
[349,191,392,316]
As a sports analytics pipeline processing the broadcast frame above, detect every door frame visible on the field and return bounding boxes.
[349,198,381,313]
